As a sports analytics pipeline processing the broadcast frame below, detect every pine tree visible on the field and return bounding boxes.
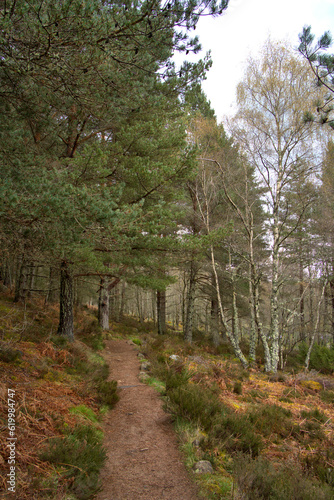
[0,0,230,338]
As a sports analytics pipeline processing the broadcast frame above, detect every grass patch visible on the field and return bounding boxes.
[69,404,100,424]
[130,336,142,346]
[144,376,166,393]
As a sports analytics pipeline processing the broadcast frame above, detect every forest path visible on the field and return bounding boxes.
[95,339,200,500]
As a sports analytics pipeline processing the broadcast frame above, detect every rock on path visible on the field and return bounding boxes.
[95,339,200,500]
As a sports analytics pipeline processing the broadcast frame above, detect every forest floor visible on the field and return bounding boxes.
[1,293,334,499]
[95,339,200,500]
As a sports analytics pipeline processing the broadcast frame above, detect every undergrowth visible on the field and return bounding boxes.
[0,293,118,499]
[39,424,106,500]
[139,328,334,500]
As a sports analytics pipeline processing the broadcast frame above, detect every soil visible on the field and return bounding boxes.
[95,339,200,500]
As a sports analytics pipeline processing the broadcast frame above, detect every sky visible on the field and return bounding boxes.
[187,0,334,121]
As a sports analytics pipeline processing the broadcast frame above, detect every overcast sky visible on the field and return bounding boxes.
[189,0,334,121]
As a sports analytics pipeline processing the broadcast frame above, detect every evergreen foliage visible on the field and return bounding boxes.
[299,26,334,128]
[0,0,229,338]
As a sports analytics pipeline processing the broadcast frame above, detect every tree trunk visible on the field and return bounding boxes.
[27,263,37,299]
[269,210,280,372]
[330,278,334,341]
[57,261,74,340]
[231,267,240,342]
[210,295,220,347]
[2,259,13,289]
[14,258,27,303]
[118,281,126,320]
[151,290,156,326]
[46,266,58,304]
[157,289,167,335]
[248,274,257,364]
[98,277,110,330]
[300,260,305,339]
[184,263,196,343]
[210,246,248,368]
[305,280,327,371]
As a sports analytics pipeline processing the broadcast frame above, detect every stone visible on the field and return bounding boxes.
[188,355,207,365]
[140,361,151,371]
[169,355,181,361]
[193,460,214,474]
[139,372,150,382]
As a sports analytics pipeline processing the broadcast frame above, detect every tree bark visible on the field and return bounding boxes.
[2,259,12,289]
[45,266,58,304]
[299,259,305,339]
[183,262,196,343]
[98,277,110,330]
[27,263,37,299]
[57,261,74,340]
[269,202,281,372]
[305,280,327,371]
[157,289,167,335]
[14,258,27,303]
[210,294,220,347]
[210,246,248,368]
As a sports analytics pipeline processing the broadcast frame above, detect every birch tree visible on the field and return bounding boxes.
[234,39,320,372]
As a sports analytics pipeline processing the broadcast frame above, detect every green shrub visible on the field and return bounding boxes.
[214,342,234,356]
[248,404,294,438]
[320,390,334,404]
[300,408,327,423]
[304,447,334,487]
[92,362,110,383]
[305,421,325,440]
[283,387,302,399]
[167,383,222,429]
[96,380,119,408]
[0,345,22,363]
[233,381,243,395]
[165,367,190,392]
[78,318,104,351]
[212,414,263,457]
[39,424,106,500]
[268,372,286,383]
[233,453,333,500]
[298,408,327,441]
[166,379,262,456]
[51,335,69,348]
[244,389,267,402]
[297,343,334,374]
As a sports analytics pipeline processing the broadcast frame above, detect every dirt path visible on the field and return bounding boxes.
[95,339,200,500]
